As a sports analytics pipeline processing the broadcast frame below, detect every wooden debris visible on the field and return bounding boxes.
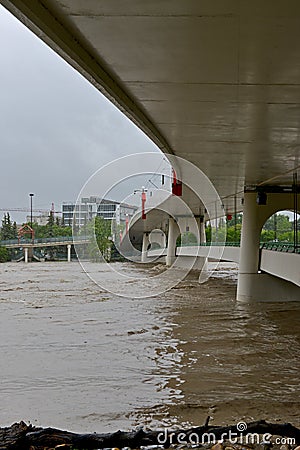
[0,420,299,450]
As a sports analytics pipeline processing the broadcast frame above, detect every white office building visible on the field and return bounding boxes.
[62,197,136,227]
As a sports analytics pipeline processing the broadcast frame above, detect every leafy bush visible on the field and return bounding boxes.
[0,246,9,262]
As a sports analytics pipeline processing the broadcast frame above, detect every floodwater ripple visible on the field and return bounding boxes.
[0,261,299,433]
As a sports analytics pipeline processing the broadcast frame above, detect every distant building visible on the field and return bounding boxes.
[62,201,95,227]
[62,197,136,227]
[26,214,49,226]
[97,199,137,222]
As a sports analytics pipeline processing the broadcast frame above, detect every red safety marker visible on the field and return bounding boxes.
[172,169,182,196]
[142,191,146,219]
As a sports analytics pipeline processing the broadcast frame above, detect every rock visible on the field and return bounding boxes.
[211,443,224,450]
[280,445,290,450]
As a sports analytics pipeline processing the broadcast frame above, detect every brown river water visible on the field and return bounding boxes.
[0,261,299,433]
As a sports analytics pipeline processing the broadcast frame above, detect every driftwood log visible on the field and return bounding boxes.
[0,420,300,450]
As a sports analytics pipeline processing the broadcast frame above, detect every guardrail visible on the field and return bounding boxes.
[0,235,90,246]
[177,241,240,247]
[260,242,300,253]
[177,241,300,253]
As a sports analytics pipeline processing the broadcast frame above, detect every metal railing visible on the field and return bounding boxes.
[0,235,90,246]
[177,241,240,247]
[178,241,300,253]
[260,242,300,253]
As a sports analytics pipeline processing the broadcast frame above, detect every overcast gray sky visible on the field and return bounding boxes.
[0,5,160,222]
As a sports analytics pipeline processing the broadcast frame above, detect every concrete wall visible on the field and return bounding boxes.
[147,246,299,294]
[176,245,240,263]
[147,245,240,265]
[261,250,300,287]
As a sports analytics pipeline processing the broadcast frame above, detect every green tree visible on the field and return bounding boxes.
[211,223,226,242]
[95,216,112,260]
[176,231,198,246]
[226,213,243,228]
[226,223,242,243]
[260,213,295,243]
[86,217,112,261]
[0,246,9,262]
[47,211,55,237]
[47,211,55,227]
[205,224,211,242]
[31,222,72,239]
[260,229,275,242]
[12,221,18,239]
[1,213,15,240]
[264,213,292,233]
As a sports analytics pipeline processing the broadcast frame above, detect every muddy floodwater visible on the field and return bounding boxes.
[0,261,299,433]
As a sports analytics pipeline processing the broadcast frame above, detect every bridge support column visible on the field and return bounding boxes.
[24,247,29,263]
[198,216,206,244]
[237,193,261,302]
[237,192,300,302]
[166,217,180,266]
[192,216,206,245]
[194,217,207,272]
[67,244,71,262]
[141,233,150,263]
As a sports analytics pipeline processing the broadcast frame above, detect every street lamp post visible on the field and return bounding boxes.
[29,193,34,227]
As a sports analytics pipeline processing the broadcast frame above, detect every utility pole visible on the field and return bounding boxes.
[29,193,34,227]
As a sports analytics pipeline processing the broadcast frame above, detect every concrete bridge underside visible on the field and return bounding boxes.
[2,0,300,300]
